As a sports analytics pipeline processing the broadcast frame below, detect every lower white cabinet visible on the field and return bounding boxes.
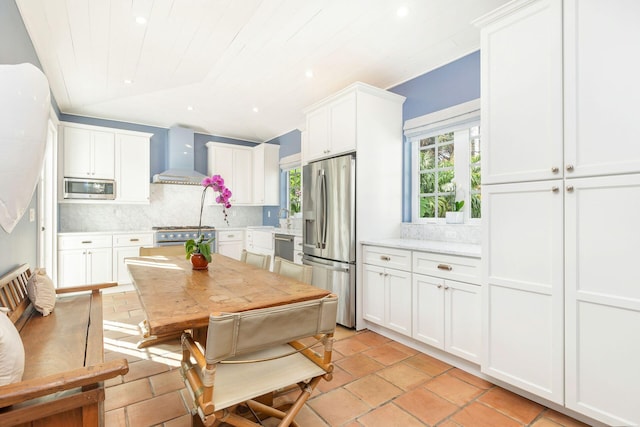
[293,236,303,265]
[362,246,413,335]
[362,263,412,335]
[112,232,154,284]
[217,230,245,260]
[58,231,153,287]
[413,274,481,363]
[363,244,481,364]
[58,234,113,287]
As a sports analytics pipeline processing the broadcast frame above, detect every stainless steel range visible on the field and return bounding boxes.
[153,226,216,247]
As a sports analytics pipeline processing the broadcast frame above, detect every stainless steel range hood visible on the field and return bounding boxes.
[153,126,207,185]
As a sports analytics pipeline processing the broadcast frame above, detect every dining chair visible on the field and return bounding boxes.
[240,249,271,270]
[273,256,313,284]
[139,245,185,256]
[180,294,338,427]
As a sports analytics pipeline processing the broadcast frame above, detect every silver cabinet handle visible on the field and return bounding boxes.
[130,238,139,242]
[437,264,452,271]
[81,240,92,244]
[551,186,559,192]
[380,256,391,261]
[551,166,559,173]
[444,285,449,290]
[566,164,574,172]
[437,284,442,289]
[566,185,574,192]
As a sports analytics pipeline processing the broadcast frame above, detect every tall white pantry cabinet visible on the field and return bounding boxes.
[477,0,640,426]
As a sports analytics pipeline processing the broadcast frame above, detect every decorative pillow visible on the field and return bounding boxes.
[26,268,56,316]
[0,308,25,385]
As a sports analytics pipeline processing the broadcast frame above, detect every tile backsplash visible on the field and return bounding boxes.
[59,184,263,232]
[401,222,481,245]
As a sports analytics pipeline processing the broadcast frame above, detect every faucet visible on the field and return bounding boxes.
[278,208,291,229]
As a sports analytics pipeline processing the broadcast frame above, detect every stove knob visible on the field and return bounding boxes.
[169,234,174,238]
[176,233,182,239]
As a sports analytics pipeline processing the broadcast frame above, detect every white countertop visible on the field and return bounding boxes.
[58,230,154,236]
[361,238,481,258]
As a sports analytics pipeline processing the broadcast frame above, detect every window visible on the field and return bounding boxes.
[287,167,301,215]
[405,100,481,223]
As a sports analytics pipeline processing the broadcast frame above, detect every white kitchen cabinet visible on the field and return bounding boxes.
[412,251,481,363]
[63,125,115,179]
[112,232,154,285]
[217,229,245,261]
[362,246,412,336]
[482,180,564,404]
[413,274,481,364]
[57,234,113,287]
[206,142,253,205]
[564,174,640,425]
[479,0,563,185]
[252,143,280,205]
[478,0,640,423]
[304,91,356,162]
[564,0,640,179]
[293,235,303,265]
[245,228,275,270]
[115,133,151,203]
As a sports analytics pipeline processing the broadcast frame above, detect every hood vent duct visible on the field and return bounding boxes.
[153,126,207,185]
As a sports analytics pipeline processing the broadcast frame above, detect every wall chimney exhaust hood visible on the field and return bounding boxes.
[153,126,207,185]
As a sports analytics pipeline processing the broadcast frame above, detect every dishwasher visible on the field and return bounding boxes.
[274,233,295,262]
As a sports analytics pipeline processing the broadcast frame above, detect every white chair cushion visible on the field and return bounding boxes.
[0,308,25,385]
[26,268,56,316]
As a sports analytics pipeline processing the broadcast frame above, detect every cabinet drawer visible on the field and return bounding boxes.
[363,246,411,271]
[218,230,244,242]
[113,233,153,247]
[413,251,480,284]
[58,234,112,250]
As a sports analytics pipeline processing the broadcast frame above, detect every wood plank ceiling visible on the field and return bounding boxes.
[16,0,509,142]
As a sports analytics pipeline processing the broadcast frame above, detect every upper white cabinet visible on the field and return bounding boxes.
[60,122,152,203]
[563,0,640,178]
[479,0,563,185]
[478,0,640,424]
[63,126,115,179]
[115,133,151,203]
[206,142,279,206]
[305,91,356,161]
[252,143,280,205]
[302,83,403,164]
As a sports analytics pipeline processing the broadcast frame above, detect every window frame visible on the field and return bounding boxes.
[404,99,480,224]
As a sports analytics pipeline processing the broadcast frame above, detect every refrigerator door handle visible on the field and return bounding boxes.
[316,169,327,249]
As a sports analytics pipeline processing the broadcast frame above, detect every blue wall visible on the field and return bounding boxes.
[0,0,44,275]
[389,51,481,221]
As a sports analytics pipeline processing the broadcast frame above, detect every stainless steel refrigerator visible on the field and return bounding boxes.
[302,153,355,327]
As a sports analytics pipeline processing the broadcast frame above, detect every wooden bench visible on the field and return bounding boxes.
[0,264,129,427]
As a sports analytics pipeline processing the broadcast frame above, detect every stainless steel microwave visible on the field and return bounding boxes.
[63,178,116,200]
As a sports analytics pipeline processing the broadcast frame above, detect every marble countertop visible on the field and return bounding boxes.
[360,238,481,258]
[58,230,154,236]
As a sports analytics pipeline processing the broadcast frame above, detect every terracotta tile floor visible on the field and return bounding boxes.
[102,291,589,427]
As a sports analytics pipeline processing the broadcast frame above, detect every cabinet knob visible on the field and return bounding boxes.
[566,185,574,192]
[437,284,442,289]
[551,166,559,173]
[379,272,384,276]
[444,285,449,290]
[437,264,452,271]
[380,255,391,261]
[551,186,559,192]
[566,164,574,172]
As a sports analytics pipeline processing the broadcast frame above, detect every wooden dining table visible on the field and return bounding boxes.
[125,254,331,347]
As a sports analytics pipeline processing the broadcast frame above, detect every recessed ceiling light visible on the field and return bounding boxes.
[397,6,409,17]
[135,16,147,25]
[124,79,133,84]
[187,105,194,111]
[253,107,259,113]
[305,69,314,78]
